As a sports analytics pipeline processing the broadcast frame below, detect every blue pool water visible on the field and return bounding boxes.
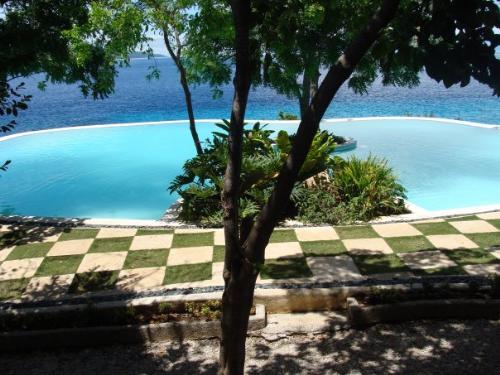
[0,119,498,219]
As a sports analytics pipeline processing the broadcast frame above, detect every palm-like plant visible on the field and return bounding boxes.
[169,121,340,225]
[331,155,407,219]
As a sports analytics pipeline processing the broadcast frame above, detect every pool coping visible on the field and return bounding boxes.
[0,116,498,142]
[1,116,498,226]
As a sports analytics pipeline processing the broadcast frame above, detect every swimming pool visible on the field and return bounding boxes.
[0,118,499,220]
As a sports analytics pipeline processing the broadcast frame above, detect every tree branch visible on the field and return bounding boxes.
[243,0,401,264]
[222,0,252,278]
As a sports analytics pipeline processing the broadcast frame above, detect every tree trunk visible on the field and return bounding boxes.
[299,71,311,120]
[179,66,204,155]
[219,263,257,374]
[219,0,401,373]
[310,68,320,99]
[162,31,204,155]
[299,65,320,120]
[219,0,253,374]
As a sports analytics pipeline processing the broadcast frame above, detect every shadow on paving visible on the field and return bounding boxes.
[1,319,500,374]
[0,221,84,248]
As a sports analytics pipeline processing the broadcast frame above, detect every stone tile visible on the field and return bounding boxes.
[47,239,93,256]
[39,233,62,243]
[214,230,225,246]
[23,227,61,241]
[450,220,498,234]
[264,242,303,260]
[96,228,137,239]
[23,229,62,243]
[399,250,457,270]
[211,262,224,283]
[174,228,215,234]
[306,255,364,281]
[0,246,15,262]
[463,263,500,276]
[477,212,500,220]
[295,227,339,242]
[0,258,44,281]
[343,238,393,255]
[77,252,127,273]
[427,234,479,250]
[167,246,213,266]
[117,267,165,291]
[130,234,173,250]
[372,223,422,238]
[23,274,74,300]
[491,250,500,260]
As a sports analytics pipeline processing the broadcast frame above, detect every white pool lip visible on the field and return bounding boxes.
[0,116,498,143]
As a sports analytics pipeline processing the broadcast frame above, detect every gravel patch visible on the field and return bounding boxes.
[1,319,499,374]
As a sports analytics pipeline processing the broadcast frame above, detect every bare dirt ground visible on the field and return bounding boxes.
[1,319,499,374]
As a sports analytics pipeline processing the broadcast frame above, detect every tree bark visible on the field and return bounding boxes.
[299,64,321,120]
[219,0,253,374]
[179,65,204,155]
[163,30,204,155]
[299,71,311,120]
[310,67,320,99]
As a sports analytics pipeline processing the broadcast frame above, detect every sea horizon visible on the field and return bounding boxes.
[7,57,500,134]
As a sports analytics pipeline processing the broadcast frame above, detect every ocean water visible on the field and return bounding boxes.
[10,57,500,132]
[0,119,499,219]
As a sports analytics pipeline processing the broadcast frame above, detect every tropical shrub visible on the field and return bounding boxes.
[332,155,407,217]
[169,121,338,226]
[278,111,298,120]
[295,155,408,224]
[293,182,359,225]
[170,122,407,226]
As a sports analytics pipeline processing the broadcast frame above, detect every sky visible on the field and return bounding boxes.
[146,31,169,56]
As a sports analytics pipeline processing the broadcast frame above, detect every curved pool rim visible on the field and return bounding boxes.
[1,116,499,226]
[1,116,499,142]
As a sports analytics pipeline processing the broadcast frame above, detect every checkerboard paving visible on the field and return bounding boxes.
[0,214,500,301]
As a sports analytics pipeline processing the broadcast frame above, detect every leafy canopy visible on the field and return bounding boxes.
[195,0,499,101]
[0,0,148,134]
